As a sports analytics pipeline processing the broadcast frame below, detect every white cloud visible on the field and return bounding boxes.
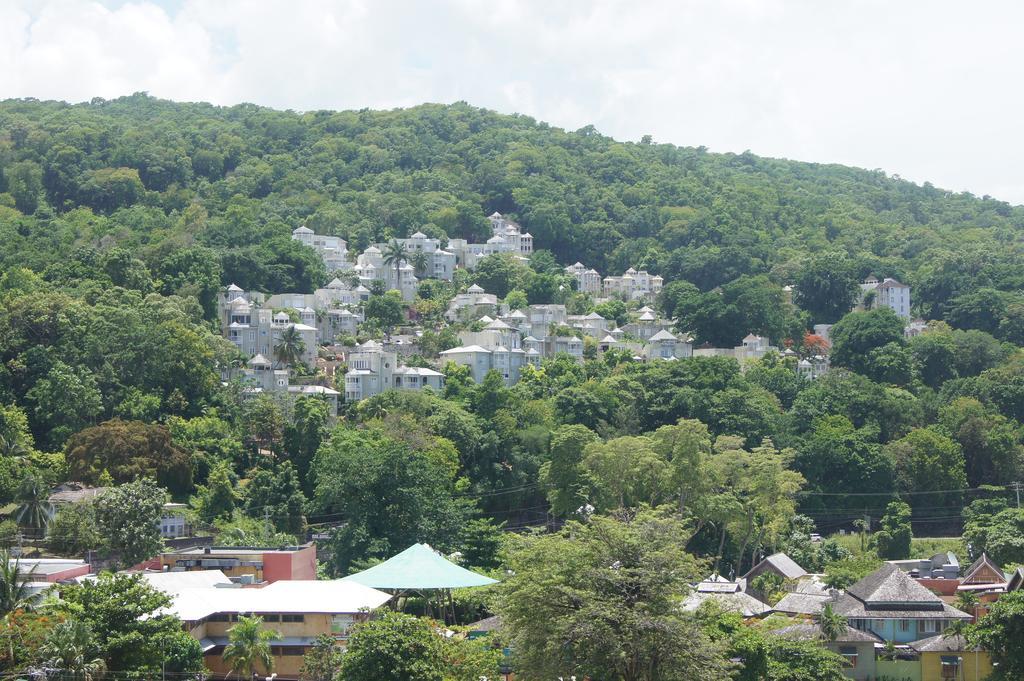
[2,0,1024,203]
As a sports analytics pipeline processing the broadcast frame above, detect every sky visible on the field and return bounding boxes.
[2,0,1024,203]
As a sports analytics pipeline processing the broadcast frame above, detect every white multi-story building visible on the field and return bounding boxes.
[565,262,602,294]
[446,212,533,269]
[373,232,457,281]
[692,334,778,365]
[602,268,664,301]
[567,312,613,338]
[445,284,499,321]
[442,318,539,386]
[622,307,675,341]
[343,340,444,402]
[355,246,419,301]
[238,354,341,415]
[223,297,318,367]
[641,330,693,360]
[291,226,351,272]
[858,276,911,319]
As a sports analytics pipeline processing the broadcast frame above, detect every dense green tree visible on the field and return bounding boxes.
[244,462,307,535]
[829,308,906,380]
[311,428,474,574]
[498,512,733,681]
[968,590,1024,680]
[363,290,405,332]
[873,501,913,560]
[538,424,598,518]
[884,427,967,507]
[341,612,446,681]
[93,478,165,567]
[792,253,859,324]
[53,573,203,677]
[963,506,1024,567]
[192,460,238,523]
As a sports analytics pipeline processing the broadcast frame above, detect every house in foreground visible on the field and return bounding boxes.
[835,563,972,643]
[146,569,391,680]
[774,622,880,681]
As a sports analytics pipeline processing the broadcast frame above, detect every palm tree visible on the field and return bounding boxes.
[0,434,27,458]
[14,474,53,535]
[38,620,106,681]
[274,325,306,368]
[223,615,278,679]
[409,249,429,278]
[382,239,407,288]
[0,548,37,618]
[956,590,980,617]
[817,602,848,642]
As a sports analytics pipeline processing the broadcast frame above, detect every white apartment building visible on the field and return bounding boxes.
[602,268,664,301]
[291,226,351,272]
[355,246,419,301]
[445,284,499,321]
[692,334,778,365]
[237,354,341,416]
[224,298,318,367]
[373,232,457,281]
[641,329,693,360]
[565,262,602,294]
[343,340,444,402]
[858,276,911,319]
[621,307,675,341]
[566,312,613,338]
[446,212,533,269]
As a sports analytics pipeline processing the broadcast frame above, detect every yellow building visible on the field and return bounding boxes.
[911,634,994,681]
[143,570,391,679]
[157,544,317,583]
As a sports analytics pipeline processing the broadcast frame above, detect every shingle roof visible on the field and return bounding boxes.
[467,615,502,632]
[774,623,881,644]
[846,563,940,604]
[744,553,808,581]
[773,592,831,615]
[911,633,980,653]
[682,590,771,618]
[648,329,677,341]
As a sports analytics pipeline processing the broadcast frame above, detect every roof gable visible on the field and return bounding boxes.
[962,553,1005,585]
[847,563,944,607]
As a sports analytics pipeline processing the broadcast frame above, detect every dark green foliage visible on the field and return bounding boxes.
[968,590,1024,680]
[873,500,913,560]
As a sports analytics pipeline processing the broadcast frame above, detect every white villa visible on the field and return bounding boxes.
[565,262,602,294]
[238,354,341,416]
[355,246,419,301]
[858,276,911,319]
[343,340,444,402]
[603,268,664,301]
[446,212,533,269]
[693,334,779,364]
[446,284,500,321]
[291,226,351,272]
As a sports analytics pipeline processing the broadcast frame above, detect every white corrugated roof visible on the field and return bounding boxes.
[161,579,391,621]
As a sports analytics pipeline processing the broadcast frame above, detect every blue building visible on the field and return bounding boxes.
[836,564,971,643]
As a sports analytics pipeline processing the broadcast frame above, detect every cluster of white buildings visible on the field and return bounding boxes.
[291,212,534,301]
[565,262,664,300]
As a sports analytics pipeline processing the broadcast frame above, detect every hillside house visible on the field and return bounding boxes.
[836,564,971,643]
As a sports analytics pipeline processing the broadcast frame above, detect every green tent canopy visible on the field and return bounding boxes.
[343,543,498,590]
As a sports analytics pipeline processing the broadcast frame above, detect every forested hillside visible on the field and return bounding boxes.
[1,93,1024,584]
[2,93,1023,313]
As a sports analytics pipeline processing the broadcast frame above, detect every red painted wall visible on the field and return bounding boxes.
[262,544,317,582]
[48,564,92,582]
[916,578,960,596]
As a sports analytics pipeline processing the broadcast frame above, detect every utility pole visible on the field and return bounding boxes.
[1012,481,1022,509]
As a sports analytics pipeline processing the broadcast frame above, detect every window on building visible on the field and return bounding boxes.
[940,656,962,679]
[899,619,910,632]
[281,614,305,623]
[874,619,885,630]
[839,646,858,668]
